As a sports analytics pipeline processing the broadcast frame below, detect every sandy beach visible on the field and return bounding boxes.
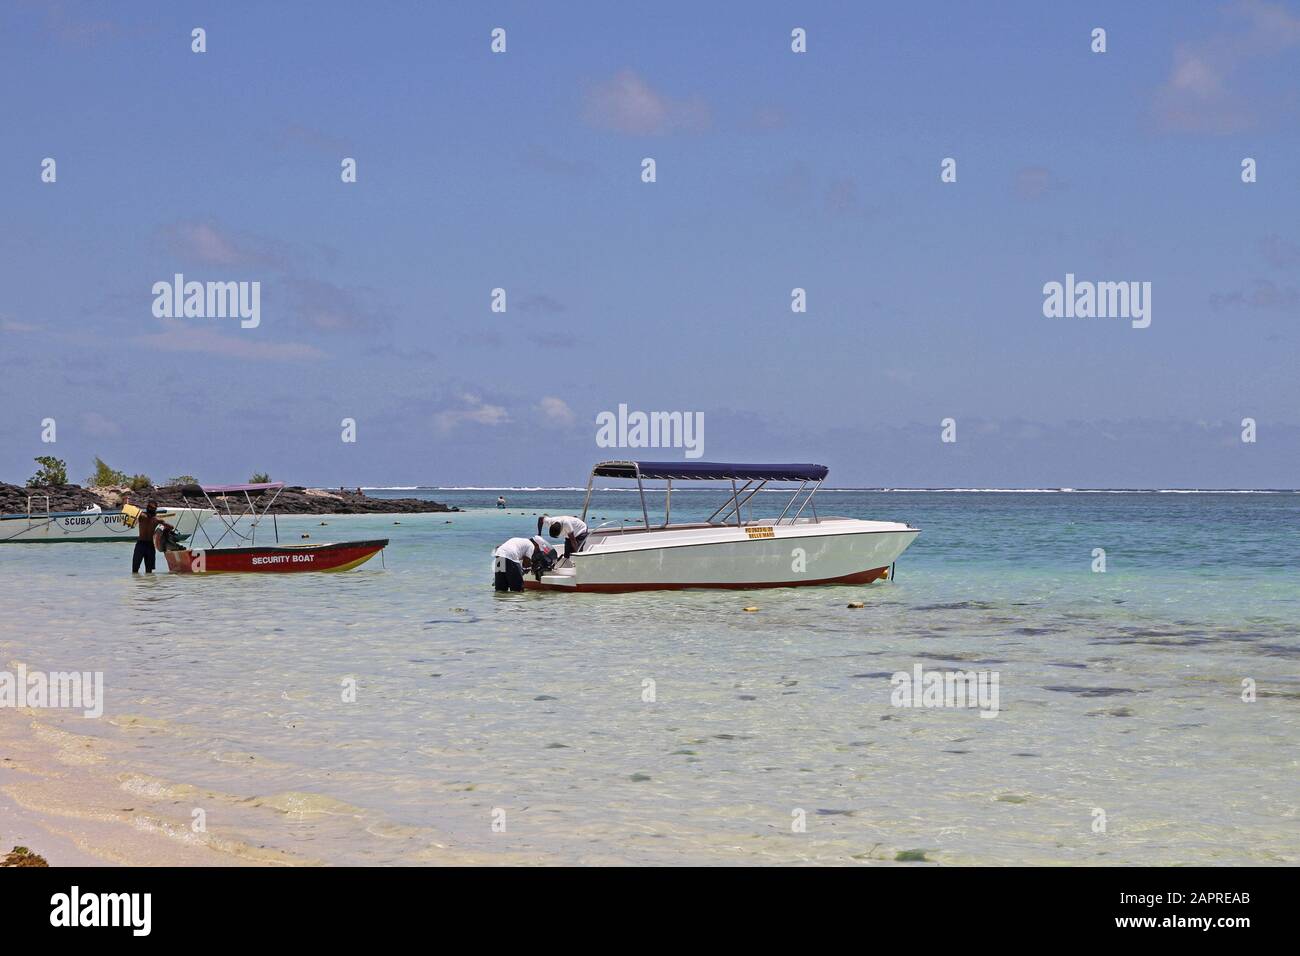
[0,650,541,867]
[0,700,557,867]
[0,704,258,866]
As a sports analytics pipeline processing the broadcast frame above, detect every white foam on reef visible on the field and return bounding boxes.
[828,487,1297,494]
[428,486,591,492]
[368,485,1297,494]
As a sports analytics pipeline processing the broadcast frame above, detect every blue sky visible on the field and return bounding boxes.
[2,1,1298,487]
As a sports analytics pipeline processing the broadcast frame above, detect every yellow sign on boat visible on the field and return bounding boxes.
[745,526,774,539]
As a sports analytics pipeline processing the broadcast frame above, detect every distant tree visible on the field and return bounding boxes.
[26,456,68,487]
[86,456,128,487]
[127,474,153,491]
[167,475,198,486]
[249,472,271,483]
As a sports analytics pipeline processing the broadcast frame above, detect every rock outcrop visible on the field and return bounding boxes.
[2,483,457,515]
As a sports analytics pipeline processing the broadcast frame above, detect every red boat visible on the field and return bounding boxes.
[164,539,388,574]
[161,482,387,575]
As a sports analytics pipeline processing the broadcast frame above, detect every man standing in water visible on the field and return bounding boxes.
[131,499,173,574]
[492,535,554,591]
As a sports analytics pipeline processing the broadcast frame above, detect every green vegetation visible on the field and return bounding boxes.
[26,456,68,487]
[79,457,157,491]
[894,849,930,862]
[167,475,198,486]
[86,456,128,488]
[250,472,271,483]
[1,845,49,867]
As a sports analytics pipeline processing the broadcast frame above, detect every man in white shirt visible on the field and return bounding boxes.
[539,514,589,559]
[493,535,553,591]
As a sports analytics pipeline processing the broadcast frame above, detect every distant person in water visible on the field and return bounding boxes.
[497,496,506,509]
[540,514,588,559]
[132,499,173,574]
[492,535,554,591]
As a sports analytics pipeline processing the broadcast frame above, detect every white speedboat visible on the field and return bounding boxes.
[0,497,213,543]
[527,461,919,592]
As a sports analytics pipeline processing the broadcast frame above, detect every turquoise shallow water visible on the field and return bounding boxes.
[1,489,1296,864]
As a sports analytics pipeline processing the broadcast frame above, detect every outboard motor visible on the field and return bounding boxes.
[154,524,186,552]
[531,539,557,581]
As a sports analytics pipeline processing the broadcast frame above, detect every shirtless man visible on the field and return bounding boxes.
[132,499,173,574]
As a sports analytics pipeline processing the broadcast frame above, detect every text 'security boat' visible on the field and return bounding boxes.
[529,461,919,592]
[161,482,387,574]
[0,496,212,543]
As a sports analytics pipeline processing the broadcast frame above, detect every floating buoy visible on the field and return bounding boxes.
[320,521,327,526]
[847,601,865,609]
[743,606,759,613]
[301,533,310,539]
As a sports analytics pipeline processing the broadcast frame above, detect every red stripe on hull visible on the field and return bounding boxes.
[524,565,889,593]
[164,539,387,574]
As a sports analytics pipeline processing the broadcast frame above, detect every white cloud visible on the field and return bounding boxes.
[183,223,242,265]
[0,315,41,333]
[538,396,576,427]
[134,321,325,361]
[1153,0,1300,132]
[284,276,390,334]
[583,70,710,135]
[161,221,290,269]
[1168,53,1223,97]
[435,395,510,433]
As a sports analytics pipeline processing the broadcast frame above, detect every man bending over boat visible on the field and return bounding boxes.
[539,514,588,559]
[132,499,173,574]
[493,535,555,591]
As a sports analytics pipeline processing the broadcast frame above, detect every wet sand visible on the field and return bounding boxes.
[0,700,538,866]
[0,705,266,866]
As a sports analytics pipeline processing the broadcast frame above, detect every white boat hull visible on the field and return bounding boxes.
[0,507,213,543]
[529,519,919,592]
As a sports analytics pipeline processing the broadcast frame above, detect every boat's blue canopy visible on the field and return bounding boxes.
[592,461,828,482]
[179,481,284,498]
